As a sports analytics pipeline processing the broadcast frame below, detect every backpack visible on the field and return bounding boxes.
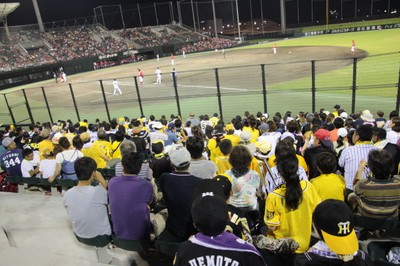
[131,134,149,160]
[0,173,18,193]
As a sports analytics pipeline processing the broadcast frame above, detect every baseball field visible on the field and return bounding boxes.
[1,27,399,124]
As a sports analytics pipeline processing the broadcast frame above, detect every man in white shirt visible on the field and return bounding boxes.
[112,79,122,95]
[21,148,40,177]
[155,67,162,84]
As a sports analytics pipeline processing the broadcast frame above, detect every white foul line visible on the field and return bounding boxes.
[180,84,248,91]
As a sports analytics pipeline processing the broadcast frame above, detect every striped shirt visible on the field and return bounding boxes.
[338,143,375,190]
[266,166,308,193]
[353,175,400,218]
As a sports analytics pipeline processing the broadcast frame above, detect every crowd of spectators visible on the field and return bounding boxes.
[27,48,56,66]
[0,46,30,71]
[94,35,128,55]
[44,27,99,60]
[117,27,166,48]
[0,24,236,72]
[180,37,237,53]
[158,28,180,45]
[0,105,399,264]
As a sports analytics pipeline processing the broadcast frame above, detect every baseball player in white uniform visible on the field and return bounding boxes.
[155,67,162,84]
[60,72,67,83]
[113,79,122,95]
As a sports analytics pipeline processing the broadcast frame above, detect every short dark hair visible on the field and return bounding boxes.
[114,130,125,142]
[68,125,75,133]
[286,120,299,133]
[356,125,373,142]
[316,152,337,174]
[59,137,71,150]
[229,145,252,173]
[110,120,117,129]
[151,142,164,154]
[186,137,204,159]
[333,117,344,129]
[75,157,97,181]
[175,119,182,128]
[118,125,126,134]
[372,127,387,140]
[219,139,232,155]
[22,148,33,158]
[132,120,141,127]
[389,110,399,119]
[72,135,83,150]
[78,126,87,134]
[233,121,243,130]
[368,150,393,180]
[122,152,142,175]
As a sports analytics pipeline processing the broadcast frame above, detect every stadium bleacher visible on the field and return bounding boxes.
[0,24,236,72]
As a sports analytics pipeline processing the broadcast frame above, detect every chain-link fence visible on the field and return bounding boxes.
[0,52,398,126]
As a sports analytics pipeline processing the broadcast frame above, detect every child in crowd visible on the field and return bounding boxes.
[39,148,57,180]
[225,145,260,213]
[213,175,253,243]
[310,152,345,201]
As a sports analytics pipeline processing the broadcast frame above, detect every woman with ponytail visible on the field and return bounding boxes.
[264,154,320,254]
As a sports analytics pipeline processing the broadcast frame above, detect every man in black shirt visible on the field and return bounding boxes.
[159,145,202,240]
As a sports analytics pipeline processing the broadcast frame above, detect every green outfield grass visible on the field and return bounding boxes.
[242,28,400,54]
[239,29,399,96]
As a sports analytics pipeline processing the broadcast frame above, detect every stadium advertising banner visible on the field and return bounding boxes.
[305,23,400,36]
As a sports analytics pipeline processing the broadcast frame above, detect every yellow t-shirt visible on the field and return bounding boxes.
[224,134,241,147]
[310,173,345,201]
[210,117,220,127]
[264,180,321,253]
[111,141,123,159]
[250,157,262,179]
[86,140,112,168]
[207,138,223,163]
[81,148,89,157]
[215,155,232,175]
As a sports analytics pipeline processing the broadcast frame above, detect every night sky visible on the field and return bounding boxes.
[2,0,399,28]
